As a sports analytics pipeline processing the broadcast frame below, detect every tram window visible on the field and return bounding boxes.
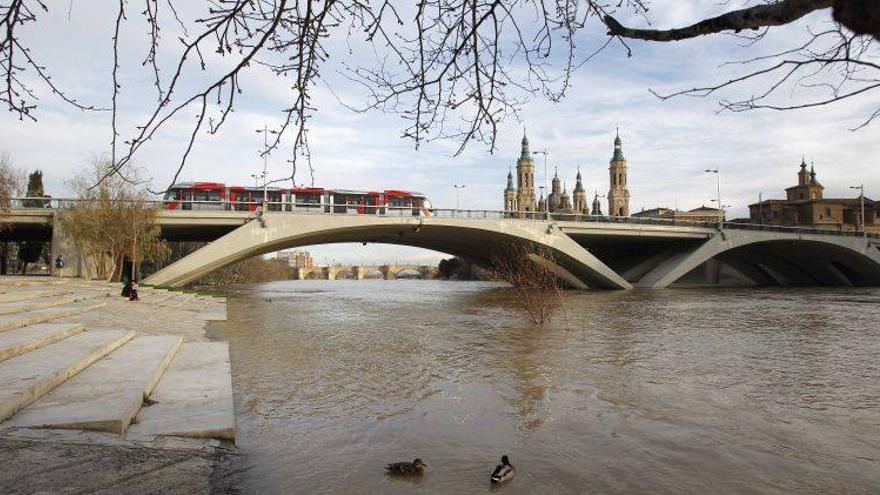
[296,194,321,206]
[192,190,222,209]
[267,192,283,211]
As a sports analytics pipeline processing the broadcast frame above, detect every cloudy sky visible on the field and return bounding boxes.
[2,2,878,265]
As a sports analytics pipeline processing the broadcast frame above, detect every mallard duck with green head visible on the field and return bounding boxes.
[490,455,515,484]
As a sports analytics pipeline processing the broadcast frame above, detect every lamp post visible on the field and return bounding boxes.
[453,184,466,211]
[256,126,278,209]
[757,191,763,224]
[533,148,549,212]
[850,184,866,238]
[705,169,723,230]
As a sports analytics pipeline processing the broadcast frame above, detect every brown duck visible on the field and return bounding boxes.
[385,458,427,476]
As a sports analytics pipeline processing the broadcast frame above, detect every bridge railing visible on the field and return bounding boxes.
[9,197,879,239]
[720,221,879,239]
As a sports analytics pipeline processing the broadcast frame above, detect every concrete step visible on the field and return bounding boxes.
[0,291,105,316]
[0,323,85,362]
[142,291,177,305]
[181,296,205,308]
[0,330,135,422]
[127,342,235,441]
[158,293,197,308]
[0,301,107,333]
[196,306,227,321]
[0,277,70,287]
[130,287,174,304]
[0,288,71,303]
[7,335,182,434]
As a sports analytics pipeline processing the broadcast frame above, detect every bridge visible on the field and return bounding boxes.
[293,264,439,280]
[5,202,880,290]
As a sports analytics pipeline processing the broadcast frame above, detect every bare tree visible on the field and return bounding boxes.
[57,159,168,281]
[0,152,25,227]
[0,152,25,275]
[492,243,564,326]
[1,1,877,189]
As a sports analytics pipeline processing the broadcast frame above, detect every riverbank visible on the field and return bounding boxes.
[0,276,234,494]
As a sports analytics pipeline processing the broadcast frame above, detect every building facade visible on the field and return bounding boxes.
[748,159,878,233]
[503,131,628,216]
[275,250,315,269]
[632,205,724,223]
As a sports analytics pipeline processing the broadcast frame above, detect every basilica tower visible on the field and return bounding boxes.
[573,166,587,214]
[607,129,630,217]
[515,131,537,212]
[504,168,517,211]
[592,191,602,215]
[548,166,562,211]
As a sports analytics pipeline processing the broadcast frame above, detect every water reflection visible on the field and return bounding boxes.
[210,281,880,494]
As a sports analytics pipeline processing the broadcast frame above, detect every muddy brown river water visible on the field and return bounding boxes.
[210,281,880,494]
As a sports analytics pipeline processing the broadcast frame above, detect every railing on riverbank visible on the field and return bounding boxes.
[9,197,880,240]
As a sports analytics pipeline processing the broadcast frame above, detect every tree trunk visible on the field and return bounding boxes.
[108,252,125,282]
[0,242,7,275]
[20,262,28,275]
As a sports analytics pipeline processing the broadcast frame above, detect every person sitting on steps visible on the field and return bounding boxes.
[129,278,139,301]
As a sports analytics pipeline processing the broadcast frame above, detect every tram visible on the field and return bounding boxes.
[162,182,433,216]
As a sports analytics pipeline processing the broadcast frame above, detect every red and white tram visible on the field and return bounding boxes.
[163,182,433,216]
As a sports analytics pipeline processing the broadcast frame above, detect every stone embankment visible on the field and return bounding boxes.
[0,276,236,493]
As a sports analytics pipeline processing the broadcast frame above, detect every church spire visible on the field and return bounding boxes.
[574,165,585,193]
[505,167,516,192]
[520,129,531,160]
[551,165,561,194]
[798,156,810,185]
[612,129,624,161]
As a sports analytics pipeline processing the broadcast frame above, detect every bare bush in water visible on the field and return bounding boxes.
[194,256,292,287]
[491,244,563,326]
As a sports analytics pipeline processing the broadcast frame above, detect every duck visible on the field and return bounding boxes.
[490,455,515,484]
[385,458,427,476]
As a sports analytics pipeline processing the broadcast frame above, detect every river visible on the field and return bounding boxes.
[209,280,880,494]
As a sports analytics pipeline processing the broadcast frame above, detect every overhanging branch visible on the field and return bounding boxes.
[605,0,833,42]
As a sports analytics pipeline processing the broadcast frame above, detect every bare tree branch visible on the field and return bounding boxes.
[605,0,833,42]
[650,27,880,129]
[3,0,877,193]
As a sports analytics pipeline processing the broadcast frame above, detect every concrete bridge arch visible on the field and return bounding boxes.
[635,230,880,288]
[145,213,632,289]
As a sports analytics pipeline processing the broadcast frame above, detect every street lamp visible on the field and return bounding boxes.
[533,148,549,212]
[256,126,279,208]
[705,169,723,230]
[850,184,866,238]
[453,184,466,211]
